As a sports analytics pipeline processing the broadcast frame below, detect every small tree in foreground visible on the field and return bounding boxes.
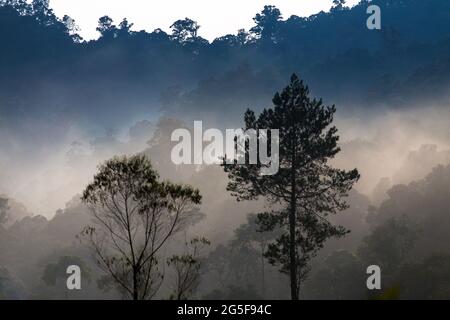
[81,154,201,300]
[167,237,210,300]
[223,74,360,300]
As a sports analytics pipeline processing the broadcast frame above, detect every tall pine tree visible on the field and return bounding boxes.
[223,74,360,300]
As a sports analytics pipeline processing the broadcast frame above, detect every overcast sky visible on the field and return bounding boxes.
[50,0,361,41]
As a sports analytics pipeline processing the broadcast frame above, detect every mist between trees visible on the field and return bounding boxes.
[2,71,450,300]
[2,0,450,300]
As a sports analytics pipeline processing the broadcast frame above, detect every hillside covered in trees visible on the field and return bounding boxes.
[1,0,450,127]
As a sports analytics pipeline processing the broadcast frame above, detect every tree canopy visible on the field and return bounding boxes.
[81,154,202,300]
[223,74,359,299]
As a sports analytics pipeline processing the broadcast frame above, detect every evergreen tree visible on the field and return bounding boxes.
[223,74,360,300]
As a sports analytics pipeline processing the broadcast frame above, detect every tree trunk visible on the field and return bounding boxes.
[261,244,266,299]
[133,267,139,300]
[288,115,299,300]
[289,174,298,300]
[289,198,298,300]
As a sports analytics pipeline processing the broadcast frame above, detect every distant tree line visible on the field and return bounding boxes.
[1,0,450,128]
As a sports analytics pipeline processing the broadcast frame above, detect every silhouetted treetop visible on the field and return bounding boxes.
[1,0,450,126]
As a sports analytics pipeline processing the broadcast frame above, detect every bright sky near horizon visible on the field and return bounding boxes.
[50,0,361,41]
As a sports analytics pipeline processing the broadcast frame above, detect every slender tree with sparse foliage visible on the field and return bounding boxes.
[167,237,210,300]
[223,74,360,300]
[81,154,201,300]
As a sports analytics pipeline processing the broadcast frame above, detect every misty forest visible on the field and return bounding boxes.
[2,0,450,300]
